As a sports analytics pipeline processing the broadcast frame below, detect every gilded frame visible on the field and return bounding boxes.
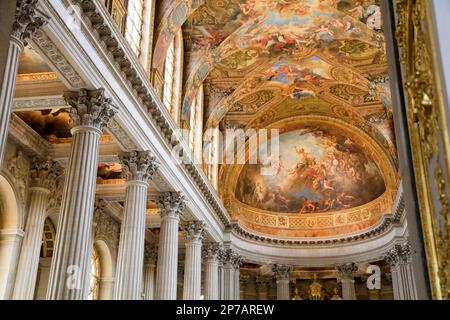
[395,0,450,299]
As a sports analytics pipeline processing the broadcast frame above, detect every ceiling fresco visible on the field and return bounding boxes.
[156,0,396,237]
[235,124,386,214]
[181,0,386,119]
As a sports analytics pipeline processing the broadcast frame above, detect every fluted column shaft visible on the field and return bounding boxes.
[155,192,186,300]
[276,279,290,300]
[143,263,156,300]
[0,37,22,168]
[155,215,179,300]
[183,241,202,299]
[13,159,62,300]
[47,89,117,300]
[114,181,148,299]
[182,221,204,300]
[386,243,418,300]
[114,151,158,300]
[143,242,158,300]
[221,264,234,300]
[336,263,358,300]
[182,242,202,299]
[0,1,46,168]
[340,278,356,300]
[205,258,219,300]
[203,243,220,300]
[13,188,50,299]
[220,249,241,300]
[273,264,292,300]
[47,126,101,300]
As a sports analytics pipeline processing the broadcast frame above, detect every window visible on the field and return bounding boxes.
[163,30,183,121]
[163,39,176,111]
[125,0,145,57]
[189,85,204,161]
[88,248,100,300]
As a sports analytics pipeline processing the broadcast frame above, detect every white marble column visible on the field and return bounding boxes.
[182,221,205,300]
[385,242,418,300]
[273,264,292,300]
[114,151,159,300]
[155,192,186,300]
[336,263,358,300]
[0,229,24,299]
[203,242,221,300]
[220,249,236,300]
[13,158,63,300]
[0,1,46,168]
[46,89,117,300]
[143,243,158,300]
[233,254,243,300]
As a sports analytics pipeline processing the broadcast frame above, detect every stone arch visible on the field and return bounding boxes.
[92,239,114,300]
[0,173,24,299]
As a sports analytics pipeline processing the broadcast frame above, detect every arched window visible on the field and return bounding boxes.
[124,0,146,57]
[189,85,204,161]
[163,39,175,111]
[87,248,100,300]
[163,30,183,122]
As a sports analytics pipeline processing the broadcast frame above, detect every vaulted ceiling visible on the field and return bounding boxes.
[158,0,400,238]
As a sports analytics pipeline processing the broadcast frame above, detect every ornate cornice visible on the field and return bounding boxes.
[229,211,401,247]
[272,264,293,281]
[157,191,186,219]
[12,96,66,111]
[335,263,358,279]
[29,157,63,191]
[31,30,86,88]
[64,88,117,131]
[8,113,51,157]
[12,0,47,44]
[119,151,159,182]
[107,119,138,151]
[182,220,205,242]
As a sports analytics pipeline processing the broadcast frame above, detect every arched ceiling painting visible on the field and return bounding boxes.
[154,0,399,237]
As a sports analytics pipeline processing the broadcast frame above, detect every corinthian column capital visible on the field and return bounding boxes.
[182,221,205,242]
[64,88,118,132]
[144,242,158,265]
[157,191,186,219]
[119,151,159,182]
[203,242,221,262]
[12,0,48,44]
[29,157,63,191]
[385,241,412,267]
[336,263,358,279]
[272,264,292,281]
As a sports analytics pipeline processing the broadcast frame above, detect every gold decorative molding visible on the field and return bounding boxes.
[16,72,58,82]
[395,0,450,299]
[229,190,394,238]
